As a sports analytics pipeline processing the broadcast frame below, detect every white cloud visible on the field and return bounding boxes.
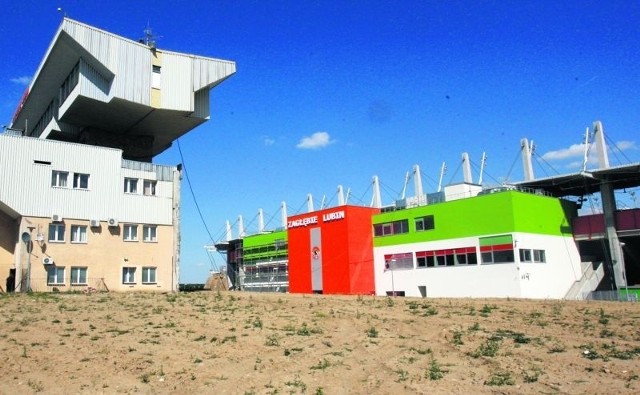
[612,140,637,151]
[541,143,586,161]
[541,140,637,162]
[10,76,31,86]
[263,136,275,146]
[296,131,334,150]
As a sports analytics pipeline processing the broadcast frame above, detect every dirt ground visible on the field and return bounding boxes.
[0,291,639,395]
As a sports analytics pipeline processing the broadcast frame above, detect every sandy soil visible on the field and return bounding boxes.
[0,291,639,394]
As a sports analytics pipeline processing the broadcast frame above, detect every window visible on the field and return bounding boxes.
[374,219,409,237]
[48,223,65,242]
[122,267,136,284]
[143,180,157,196]
[70,225,87,243]
[417,247,477,268]
[51,170,68,187]
[47,266,65,285]
[142,267,157,284]
[533,249,546,263]
[143,225,157,242]
[384,253,413,270]
[73,173,89,189]
[415,215,435,231]
[152,65,161,89]
[124,178,138,193]
[480,235,515,264]
[70,267,87,285]
[519,249,532,262]
[123,224,138,241]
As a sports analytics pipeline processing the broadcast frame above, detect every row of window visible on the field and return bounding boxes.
[48,223,157,243]
[374,215,435,237]
[384,247,546,270]
[122,267,157,284]
[52,170,89,189]
[51,170,158,197]
[46,266,156,286]
[124,178,157,196]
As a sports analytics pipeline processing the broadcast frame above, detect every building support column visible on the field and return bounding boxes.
[601,182,626,288]
[172,165,182,292]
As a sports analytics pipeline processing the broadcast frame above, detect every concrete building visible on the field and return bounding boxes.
[1,17,235,292]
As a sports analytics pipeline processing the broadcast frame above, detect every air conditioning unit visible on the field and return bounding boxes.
[90,219,100,227]
[43,256,54,265]
[51,214,63,222]
[107,218,119,227]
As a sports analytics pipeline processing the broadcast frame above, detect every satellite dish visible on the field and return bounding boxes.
[21,232,31,243]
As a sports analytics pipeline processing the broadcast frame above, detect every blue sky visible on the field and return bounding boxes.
[2,1,639,283]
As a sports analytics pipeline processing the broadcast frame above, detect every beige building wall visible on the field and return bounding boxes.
[21,216,175,292]
[151,50,163,107]
[0,210,17,291]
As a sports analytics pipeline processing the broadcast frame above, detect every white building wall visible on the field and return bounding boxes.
[514,233,583,299]
[374,232,583,299]
[0,135,174,225]
[161,53,193,112]
[61,19,152,106]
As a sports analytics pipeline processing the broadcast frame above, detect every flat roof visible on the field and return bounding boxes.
[514,162,640,197]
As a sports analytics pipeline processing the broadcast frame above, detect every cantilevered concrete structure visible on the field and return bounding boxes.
[11,18,236,161]
[2,18,235,292]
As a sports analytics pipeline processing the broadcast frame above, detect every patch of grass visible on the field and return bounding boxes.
[479,304,496,317]
[27,379,44,392]
[485,371,515,386]
[470,339,501,358]
[285,376,307,392]
[409,346,432,355]
[523,367,543,383]
[451,330,464,345]
[310,358,331,371]
[394,368,409,382]
[366,327,378,338]
[548,343,566,353]
[265,334,280,346]
[426,358,445,380]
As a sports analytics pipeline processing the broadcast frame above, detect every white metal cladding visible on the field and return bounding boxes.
[192,57,236,91]
[121,160,175,181]
[0,135,174,225]
[193,88,210,119]
[79,59,110,102]
[62,19,152,106]
[161,53,193,111]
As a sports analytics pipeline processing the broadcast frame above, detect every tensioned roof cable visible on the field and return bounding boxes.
[176,138,217,245]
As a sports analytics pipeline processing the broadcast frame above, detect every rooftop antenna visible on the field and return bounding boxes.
[141,22,159,49]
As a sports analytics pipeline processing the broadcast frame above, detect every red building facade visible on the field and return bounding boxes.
[287,205,379,294]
